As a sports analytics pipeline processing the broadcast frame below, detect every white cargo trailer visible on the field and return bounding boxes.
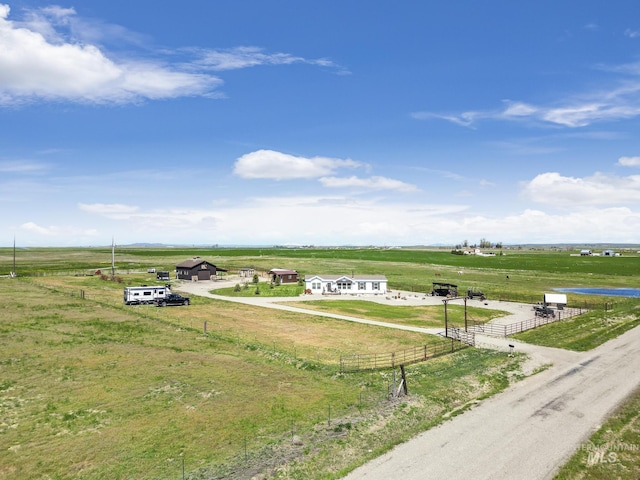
[123,285,170,305]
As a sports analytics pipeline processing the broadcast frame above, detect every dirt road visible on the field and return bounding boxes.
[343,324,640,480]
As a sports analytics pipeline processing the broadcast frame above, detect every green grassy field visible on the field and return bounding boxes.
[279,299,508,328]
[4,245,640,305]
[554,386,640,480]
[512,299,640,351]
[1,246,639,479]
[213,281,305,297]
[0,275,522,479]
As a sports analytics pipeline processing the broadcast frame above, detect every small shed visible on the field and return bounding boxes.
[269,268,299,284]
[176,257,226,281]
[239,267,256,278]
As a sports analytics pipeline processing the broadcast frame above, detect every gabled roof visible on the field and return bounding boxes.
[176,257,215,268]
[269,269,298,275]
[304,274,387,282]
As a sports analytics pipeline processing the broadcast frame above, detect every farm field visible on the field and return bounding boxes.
[553,386,640,480]
[0,274,518,480]
[1,246,640,479]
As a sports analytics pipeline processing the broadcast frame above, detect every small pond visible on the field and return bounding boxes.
[554,287,640,298]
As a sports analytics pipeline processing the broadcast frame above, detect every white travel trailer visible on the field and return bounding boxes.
[123,285,171,305]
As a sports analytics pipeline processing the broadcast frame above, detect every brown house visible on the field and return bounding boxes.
[268,268,299,284]
[176,257,225,281]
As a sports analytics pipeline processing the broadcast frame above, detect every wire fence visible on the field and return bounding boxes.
[466,306,585,337]
[339,338,469,373]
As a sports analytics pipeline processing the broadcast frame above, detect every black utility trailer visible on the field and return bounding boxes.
[431,282,458,297]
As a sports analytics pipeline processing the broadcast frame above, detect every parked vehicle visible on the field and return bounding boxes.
[156,293,190,307]
[156,271,170,281]
[534,305,555,318]
[466,288,486,301]
[124,285,170,305]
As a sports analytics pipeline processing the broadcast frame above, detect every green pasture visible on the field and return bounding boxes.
[512,298,640,351]
[280,299,508,328]
[1,246,640,478]
[0,275,523,479]
[3,245,639,306]
[554,386,640,480]
[212,281,305,297]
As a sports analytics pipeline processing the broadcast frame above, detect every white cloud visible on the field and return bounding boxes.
[479,179,496,187]
[413,67,640,128]
[10,191,640,246]
[625,28,640,39]
[86,196,640,246]
[411,111,480,127]
[319,175,419,192]
[617,156,640,167]
[521,172,640,206]
[78,203,139,216]
[20,221,98,237]
[0,5,347,105]
[0,160,49,173]
[197,46,342,72]
[0,4,220,105]
[233,149,363,180]
[502,101,539,118]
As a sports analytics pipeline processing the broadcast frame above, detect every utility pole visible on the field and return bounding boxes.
[12,236,16,277]
[443,298,449,337]
[464,297,468,332]
[111,237,115,277]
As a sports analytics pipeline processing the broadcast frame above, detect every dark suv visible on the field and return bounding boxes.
[156,293,190,307]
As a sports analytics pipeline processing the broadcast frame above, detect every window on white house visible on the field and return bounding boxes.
[373,282,380,290]
[358,282,366,290]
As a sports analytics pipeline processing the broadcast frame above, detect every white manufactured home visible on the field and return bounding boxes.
[123,285,171,305]
[304,274,388,295]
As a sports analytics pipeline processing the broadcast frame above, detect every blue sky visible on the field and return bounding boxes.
[2,1,640,247]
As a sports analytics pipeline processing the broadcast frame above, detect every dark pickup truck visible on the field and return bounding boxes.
[156,293,190,307]
[534,305,555,318]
